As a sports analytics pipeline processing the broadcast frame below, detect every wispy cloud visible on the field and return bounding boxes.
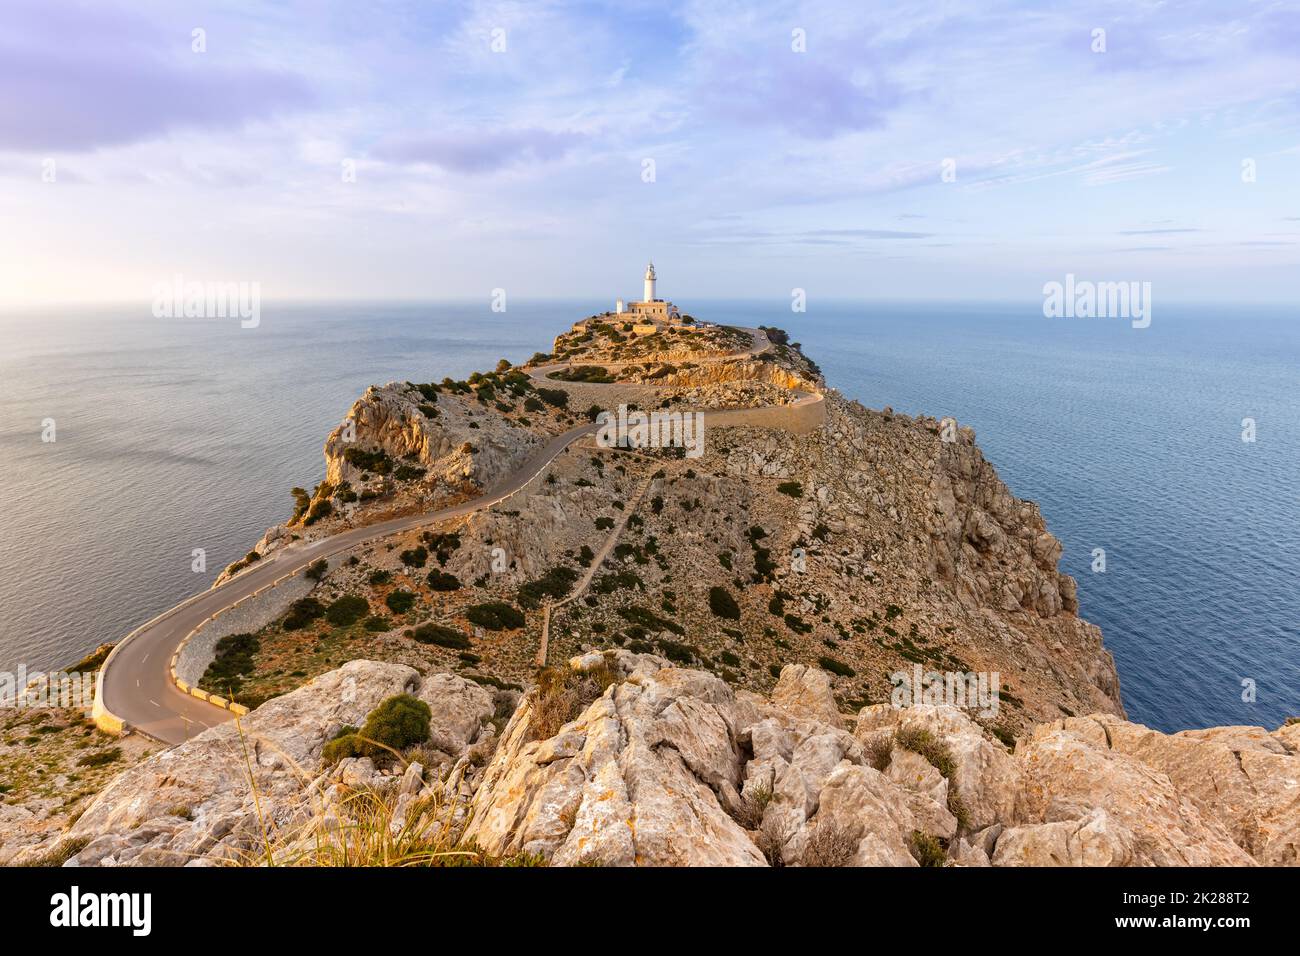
[373,127,589,174]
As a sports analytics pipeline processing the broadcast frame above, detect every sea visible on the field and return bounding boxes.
[1,299,1295,733]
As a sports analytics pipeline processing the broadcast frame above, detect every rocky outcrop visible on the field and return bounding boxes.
[718,394,1124,724]
[29,656,1297,867]
[52,662,500,867]
[323,382,537,491]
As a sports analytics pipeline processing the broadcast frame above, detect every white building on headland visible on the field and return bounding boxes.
[572,262,695,336]
[622,261,685,333]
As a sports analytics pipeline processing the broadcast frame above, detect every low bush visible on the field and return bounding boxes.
[304,499,333,525]
[517,566,579,609]
[708,586,741,620]
[400,546,428,568]
[410,622,472,649]
[323,694,432,766]
[535,387,569,408]
[910,830,946,867]
[465,602,526,631]
[343,447,393,474]
[426,569,462,592]
[201,632,260,696]
[817,656,855,678]
[76,748,122,769]
[283,597,325,630]
[617,605,683,635]
[385,589,417,615]
[326,594,369,627]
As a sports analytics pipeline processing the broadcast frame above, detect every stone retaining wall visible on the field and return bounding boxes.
[174,573,317,688]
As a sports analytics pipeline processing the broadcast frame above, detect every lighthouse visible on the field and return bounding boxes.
[622,261,681,332]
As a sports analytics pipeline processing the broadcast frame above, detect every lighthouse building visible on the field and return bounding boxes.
[623,261,683,333]
[570,262,693,337]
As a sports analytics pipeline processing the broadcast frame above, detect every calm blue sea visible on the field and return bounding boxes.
[1,300,1296,733]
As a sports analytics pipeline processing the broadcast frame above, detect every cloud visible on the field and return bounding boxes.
[372,127,589,174]
[689,38,906,139]
[0,2,313,152]
[1119,228,1201,235]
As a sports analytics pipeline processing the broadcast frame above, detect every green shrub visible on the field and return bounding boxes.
[425,532,462,566]
[817,656,855,677]
[465,602,526,631]
[517,566,579,609]
[283,597,325,630]
[290,487,311,523]
[910,830,946,867]
[368,569,391,585]
[304,559,329,582]
[326,595,369,627]
[550,365,614,383]
[362,615,391,632]
[322,726,362,765]
[776,481,803,498]
[400,546,428,568]
[362,694,431,751]
[894,726,956,779]
[524,396,544,412]
[535,387,569,408]
[617,605,683,635]
[783,613,813,634]
[385,589,417,615]
[304,498,333,525]
[394,463,427,481]
[708,586,741,620]
[410,623,472,649]
[201,632,260,696]
[76,748,122,768]
[426,569,462,592]
[343,447,393,474]
[655,638,696,664]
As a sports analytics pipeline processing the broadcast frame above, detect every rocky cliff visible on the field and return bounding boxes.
[30,654,1298,867]
[17,317,1284,867]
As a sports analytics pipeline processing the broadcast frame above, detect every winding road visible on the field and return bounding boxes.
[95,325,822,744]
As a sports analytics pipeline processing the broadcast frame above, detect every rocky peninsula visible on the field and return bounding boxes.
[2,316,1294,867]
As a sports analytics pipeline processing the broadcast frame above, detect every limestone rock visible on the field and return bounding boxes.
[770,663,845,729]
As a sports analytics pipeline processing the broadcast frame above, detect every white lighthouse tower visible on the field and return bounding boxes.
[643,261,657,302]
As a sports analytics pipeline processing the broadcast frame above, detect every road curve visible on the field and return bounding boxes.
[97,325,822,744]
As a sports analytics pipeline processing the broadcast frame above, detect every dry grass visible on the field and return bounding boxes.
[528,657,619,741]
[754,814,791,867]
[731,781,773,830]
[865,732,894,771]
[801,822,857,867]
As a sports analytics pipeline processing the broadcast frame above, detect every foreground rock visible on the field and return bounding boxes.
[46,662,501,866]
[26,657,1297,867]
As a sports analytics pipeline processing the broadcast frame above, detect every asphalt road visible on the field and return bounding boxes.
[98,325,820,744]
[97,421,597,743]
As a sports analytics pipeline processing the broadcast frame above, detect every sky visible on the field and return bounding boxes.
[1,0,1298,307]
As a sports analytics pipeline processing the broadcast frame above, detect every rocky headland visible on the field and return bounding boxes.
[3,316,1295,867]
